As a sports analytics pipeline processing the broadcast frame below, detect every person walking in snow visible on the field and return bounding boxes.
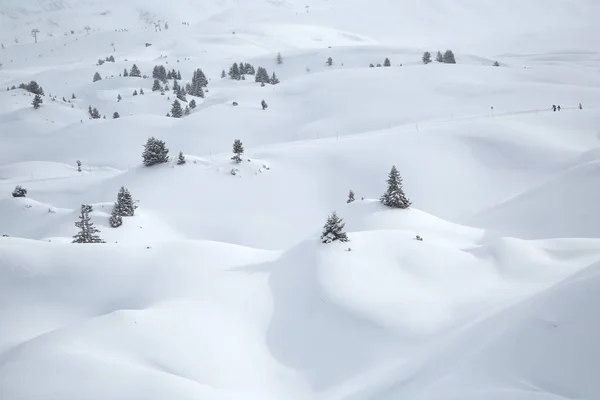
[579,103,583,110]
[552,105,557,112]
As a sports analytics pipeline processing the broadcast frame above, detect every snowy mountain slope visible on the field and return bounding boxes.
[1,0,600,399]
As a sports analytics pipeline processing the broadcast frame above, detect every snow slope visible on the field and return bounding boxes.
[1,0,600,399]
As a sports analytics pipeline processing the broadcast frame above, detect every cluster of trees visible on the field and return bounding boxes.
[123,64,142,77]
[322,165,411,244]
[88,105,101,119]
[10,80,45,95]
[152,65,183,82]
[97,55,115,65]
[422,50,456,64]
[369,58,392,68]
[109,186,137,228]
[168,98,197,118]
[225,62,279,85]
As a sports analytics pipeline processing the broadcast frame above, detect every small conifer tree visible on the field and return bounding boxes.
[12,185,27,197]
[152,79,162,91]
[76,160,82,172]
[32,94,43,109]
[184,105,190,115]
[442,50,456,64]
[270,72,280,84]
[435,51,443,62]
[221,69,226,78]
[276,52,283,65]
[231,139,244,163]
[383,58,391,67]
[133,89,138,96]
[380,165,411,209]
[142,137,170,166]
[117,94,122,101]
[326,57,333,66]
[93,72,102,82]
[422,51,432,64]
[321,212,349,243]
[130,64,141,77]
[113,111,120,119]
[347,189,355,204]
[177,151,186,165]
[72,205,105,243]
[123,68,129,77]
[109,204,123,228]
[261,99,268,110]
[115,186,136,216]
[189,99,197,109]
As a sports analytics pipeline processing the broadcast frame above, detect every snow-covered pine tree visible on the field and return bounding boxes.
[72,204,105,243]
[113,111,120,119]
[270,72,280,85]
[261,99,268,110]
[493,61,500,67]
[133,89,138,96]
[442,50,456,64]
[276,52,283,64]
[158,65,167,82]
[152,65,159,79]
[189,99,197,109]
[229,63,240,80]
[422,51,432,64]
[123,68,129,77]
[117,94,122,101]
[152,79,161,91]
[177,151,186,165]
[176,70,182,80]
[221,69,226,78]
[172,79,180,93]
[380,165,411,209]
[72,93,76,99]
[140,88,144,95]
[93,72,102,82]
[347,189,355,204]
[435,51,443,62]
[109,204,123,228]
[326,57,333,66]
[115,186,136,216]
[184,105,190,115]
[197,69,208,87]
[247,64,255,75]
[231,139,244,163]
[32,94,43,109]
[142,137,170,166]
[320,212,349,243]
[171,99,183,118]
[12,185,27,197]
[130,64,141,77]
[383,58,391,67]
[176,87,187,102]
[91,107,101,119]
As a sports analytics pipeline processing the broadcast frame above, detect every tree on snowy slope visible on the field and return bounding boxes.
[177,151,186,165]
[171,99,183,118]
[113,112,120,119]
[109,205,122,228]
[93,72,102,82]
[383,58,391,67]
[221,70,226,78]
[435,51,443,62]
[32,94,43,109]
[229,63,241,80]
[422,51,432,64]
[255,67,270,84]
[114,186,137,216]
[231,139,244,163]
[270,72,280,85]
[276,52,283,64]
[326,57,333,66]
[442,50,456,64]
[12,185,27,197]
[176,87,187,102]
[142,137,169,166]
[130,64,141,77]
[152,79,162,91]
[347,189,355,204]
[380,165,411,209]
[189,99,197,109]
[321,212,349,243]
[72,205,105,243]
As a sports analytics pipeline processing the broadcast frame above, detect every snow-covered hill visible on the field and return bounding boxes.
[1,0,600,399]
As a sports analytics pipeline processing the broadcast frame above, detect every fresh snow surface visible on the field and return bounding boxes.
[1,0,600,399]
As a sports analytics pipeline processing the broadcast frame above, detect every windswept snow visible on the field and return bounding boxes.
[1,0,600,399]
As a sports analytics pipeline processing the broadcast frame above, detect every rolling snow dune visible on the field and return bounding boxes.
[1,0,600,399]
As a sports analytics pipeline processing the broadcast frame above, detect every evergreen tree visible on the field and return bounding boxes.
[380,165,411,209]
[247,64,255,75]
[231,139,244,163]
[442,50,456,64]
[109,204,123,228]
[189,99,197,109]
[123,68,129,77]
[177,151,186,165]
[93,72,102,82]
[326,57,333,66]
[172,79,180,93]
[221,69,226,78]
[270,72,280,85]
[32,94,43,109]
[130,64,141,77]
[158,65,167,82]
[261,99,268,110]
[383,58,391,67]
[184,105,190,115]
[171,99,183,118]
[493,61,500,67]
[197,69,208,87]
[92,107,100,119]
[255,67,270,84]
[115,186,136,216]
[422,51,432,64]
[117,94,122,101]
[152,79,161,91]
[176,70,182,80]
[152,65,159,79]
[435,51,443,62]
[229,62,241,80]
[276,52,283,64]
[167,70,173,80]
[347,189,355,204]
[142,137,170,166]
[72,205,105,243]
[113,112,120,119]
[72,93,76,99]
[176,87,187,102]
[77,160,82,172]
[140,88,144,95]
[320,212,349,243]
[133,89,138,96]
[12,185,27,197]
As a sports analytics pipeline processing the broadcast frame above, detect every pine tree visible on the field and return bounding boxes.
[152,65,159,79]
[172,80,180,93]
[184,105,190,115]
[320,212,349,243]
[326,57,333,66]
[113,112,120,119]
[152,79,161,91]
[231,139,244,163]
[12,185,27,197]
[123,68,129,77]
[347,189,355,204]
[93,72,102,82]
[32,94,43,109]
[133,89,138,96]
[176,87,187,102]
[197,69,208,87]
[442,50,456,64]
[72,93,76,99]
[276,52,283,65]
[176,70,182,80]
[435,51,443,62]
[177,151,186,165]
[142,137,170,166]
[171,99,183,118]
[76,160,82,172]
[383,58,391,67]
[109,204,123,228]
[158,65,167,82]
[270,72,280,85]
[130,64,141,77]
[189,99,197,109]
[140,88,144,95]
[117,94,122,101]
[261,99,268,110]
[72,205,105,243]
[229,63,241,80]
[221,69,226,78]
[422,51,432,64]
[380,165,411,209]
[115,186,136,216]
[493,61,500,67]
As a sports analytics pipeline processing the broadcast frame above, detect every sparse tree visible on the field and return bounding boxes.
[347,190,355,204]
[276,52,283,64]
[261,99,268,110]
[177,151,186,165]
[31,28,39,43]
[380,165,411,209]
[76,160,82,172]
[320,212,349,243]
[231,139,244,163]
[229,62,241,80]
[133,89,138,96]
[493,61,500,67]
[12,185,27,197]
[93,72,102,82]
[171,99,183,118]
[221,69,226,78]
[72,204,105,243]
[123,68,129,77]
[72,93,76,99]
[422,51,432,64]
[326,57,333,66]
[270,72,280,85]
[140,88,144,95]
[32,94,43,109]
[383,58,391,67]
[142,137,170,166]
[442,50,456,64]
[184,105,190,115]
